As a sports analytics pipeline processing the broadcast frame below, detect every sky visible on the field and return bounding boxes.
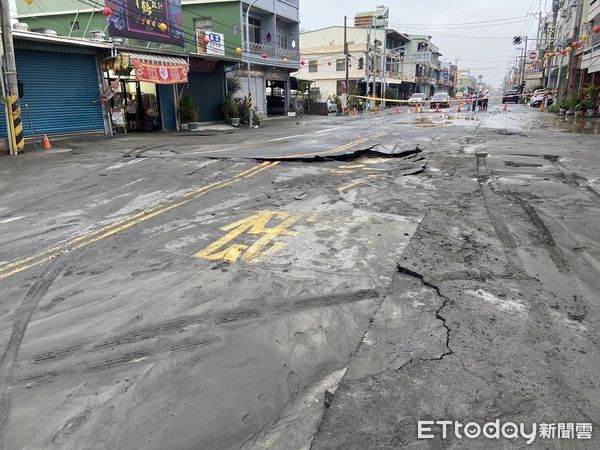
[299,0,551,87]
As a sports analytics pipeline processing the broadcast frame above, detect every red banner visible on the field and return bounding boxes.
[133,61,188,84]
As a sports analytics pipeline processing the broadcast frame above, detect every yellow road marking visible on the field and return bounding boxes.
[338,181,362,193]
[195,210,309,263]
[1,133,385,279]
[0,164,274,280]
[272,132,385,160]
[338,164,366,169]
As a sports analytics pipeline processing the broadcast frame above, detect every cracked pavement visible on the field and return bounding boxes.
[0,105,599,449]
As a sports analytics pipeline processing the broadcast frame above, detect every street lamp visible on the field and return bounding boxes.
[245,0,259,128]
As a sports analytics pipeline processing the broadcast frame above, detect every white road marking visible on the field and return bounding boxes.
[0,216,25,224]
[266,134,307,142]
[122,178,144,188]
[106,159,146,171]
[315,127,341,134]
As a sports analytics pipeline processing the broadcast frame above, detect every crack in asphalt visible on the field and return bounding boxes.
[396,264,454,363]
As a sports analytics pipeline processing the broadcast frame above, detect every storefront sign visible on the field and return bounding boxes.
[196,30,225,56]
[106,0,185,47]
[133,61,188,84]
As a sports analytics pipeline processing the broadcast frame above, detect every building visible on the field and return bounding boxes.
[298,25,443,101]
[14,0,300,120]
[354,6,389,29]
[0,30,113,150]
[540,0,600,100]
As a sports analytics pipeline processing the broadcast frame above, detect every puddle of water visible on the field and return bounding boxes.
[553,116,600,135]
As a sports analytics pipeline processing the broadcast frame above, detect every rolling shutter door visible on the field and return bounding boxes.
[14,50,104,136]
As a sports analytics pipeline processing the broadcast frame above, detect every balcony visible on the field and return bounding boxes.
[249,42,299,59]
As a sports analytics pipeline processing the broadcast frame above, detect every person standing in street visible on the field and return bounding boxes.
[483,90,489,110]
[358,99,364,115]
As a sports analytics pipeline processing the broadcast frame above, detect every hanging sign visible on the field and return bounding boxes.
[133,61,188,84]
[196,30,225,56]
[105,0,185,47]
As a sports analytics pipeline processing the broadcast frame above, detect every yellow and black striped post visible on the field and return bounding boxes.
[7,96,24,154]
[248,93,252,110]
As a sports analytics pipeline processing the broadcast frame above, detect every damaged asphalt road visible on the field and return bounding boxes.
[0,106,599,449]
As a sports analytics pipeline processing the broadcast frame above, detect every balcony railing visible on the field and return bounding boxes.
[249,42,299,59]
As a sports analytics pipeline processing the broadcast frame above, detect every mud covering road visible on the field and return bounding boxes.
[0,106,598,449]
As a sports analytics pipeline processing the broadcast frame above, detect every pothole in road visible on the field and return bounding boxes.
[257,145,425,164]
[411,117,453,128]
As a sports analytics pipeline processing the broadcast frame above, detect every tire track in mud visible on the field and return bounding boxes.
[19,289,380,382]
[480,182,588,321]
[0,255,69,449]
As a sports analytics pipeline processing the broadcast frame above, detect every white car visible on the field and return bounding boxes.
[326,99,338,113]
[530,89,553,107]
[408,93,427,106]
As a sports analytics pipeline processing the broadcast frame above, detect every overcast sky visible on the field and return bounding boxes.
[300,0,549,86]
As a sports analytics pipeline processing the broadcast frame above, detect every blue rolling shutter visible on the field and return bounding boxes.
[9,50,104,137]
[158,84,176,131]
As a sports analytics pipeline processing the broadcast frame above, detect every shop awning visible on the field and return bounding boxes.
[102,52,189,84]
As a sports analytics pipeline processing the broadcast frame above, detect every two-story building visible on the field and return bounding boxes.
[13,0,300,130]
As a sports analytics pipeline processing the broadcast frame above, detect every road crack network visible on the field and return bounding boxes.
[396,264,454,364]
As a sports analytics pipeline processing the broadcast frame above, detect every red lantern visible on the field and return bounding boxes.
[261,53,268,59]
[300,60,305,65]
[572,41,580,49]
[594,25,600,34]
[203,37,210,45]
[102,6,112,17]
[328,61,332,66]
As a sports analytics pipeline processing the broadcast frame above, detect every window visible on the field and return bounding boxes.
[194,17,213,32]
[309,60,318,72]
[276,24,287,49]
[70,21,80,31]
[248,17,262,44]
[336,59,345,71]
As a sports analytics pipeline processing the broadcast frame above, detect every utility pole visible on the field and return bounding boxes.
[365,25,371,97]
[245,0,259,128]
[382,28,387,105]
[544,2,559,107]
[565,0,584,98]
[1,0,24,155]
[521,36,528,95]
[344,16,349,114]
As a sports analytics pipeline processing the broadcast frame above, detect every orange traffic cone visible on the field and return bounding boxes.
[539,102,545,112]
[43,134,52,150]
[435,104,440,112]
[503,103,508,112]
[457,104,462,112]
[396,106,400,113]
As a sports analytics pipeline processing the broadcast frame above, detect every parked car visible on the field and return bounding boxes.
[326,99,338,113]
[502,89,520,104]
[455,92,464,100]
[430,92,451,108]
[529,89,554,107]
[408,93,427,106]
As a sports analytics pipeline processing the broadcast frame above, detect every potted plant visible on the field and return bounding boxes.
[179,94,200,130]
[229,101,241,127]
[221,94,233,123]
[583,84,598,117]
[558,99,568,115]
[576,99,591,117]
[547,103,560,113]
[565,96,579,116]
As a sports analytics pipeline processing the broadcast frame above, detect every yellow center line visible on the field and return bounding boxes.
[0,133,384,280]
[0,163,276,280]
